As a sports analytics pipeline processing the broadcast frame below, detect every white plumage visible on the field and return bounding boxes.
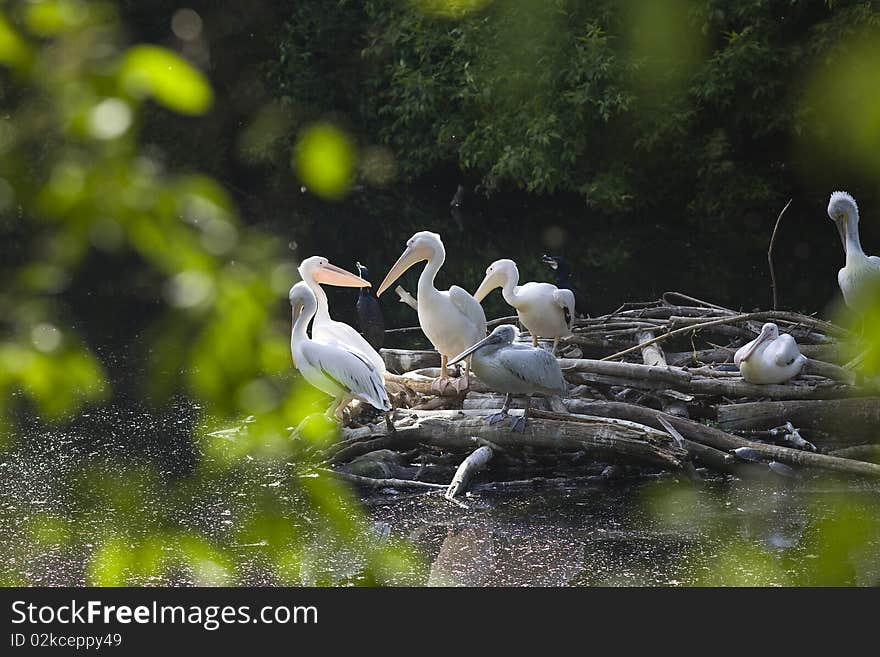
[298,255,386,376]
[734,322,806,385]
[377,231,486,391]
[827,191,880,317]
[473,258,574,352]
[289,282,390,418]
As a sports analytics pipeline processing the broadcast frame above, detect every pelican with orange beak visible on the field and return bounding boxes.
[376,231,486,393]
[298,255,386,375]
[734,322,806,385]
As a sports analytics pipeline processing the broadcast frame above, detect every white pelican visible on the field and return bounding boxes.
[827,191,880,317]
[376,231,486,393]
[289,282,391,421]
[734,322,806,384]
[473,258,575,353]
[449,325,567,431]
[298,255,386,375]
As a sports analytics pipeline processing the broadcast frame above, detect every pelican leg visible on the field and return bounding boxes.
[552,337,559,355]
[384,410,396,433]
[448,357,471,394]
[509,396,532,433]
[327,395,353,421]
[431,355,453,394]
[532,334,538,348]
[486,393,512,425]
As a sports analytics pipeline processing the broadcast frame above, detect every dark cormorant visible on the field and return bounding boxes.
[355,262,385,350]
[541,254,587,317]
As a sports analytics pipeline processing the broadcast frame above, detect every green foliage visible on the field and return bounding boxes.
[270,0,880,219]
[0,1,416,585]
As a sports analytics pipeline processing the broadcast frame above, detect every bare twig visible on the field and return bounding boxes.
[768,198,793,310]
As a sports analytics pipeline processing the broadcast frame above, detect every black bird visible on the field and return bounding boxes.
[355,262,385,350]
[541,254,587,317]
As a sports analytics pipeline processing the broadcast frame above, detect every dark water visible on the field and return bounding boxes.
[3,403,880,586]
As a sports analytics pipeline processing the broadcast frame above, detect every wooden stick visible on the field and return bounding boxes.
[446,445,494,500]
[768,198,793,310]
[320,468,447,490]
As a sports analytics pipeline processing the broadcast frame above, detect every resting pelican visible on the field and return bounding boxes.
[377,231,486,392]
[827,191,880,317]
[298,255,385,375]
[473,258,574,353]
[289,282,391,420]
[541,254,587,317]
[354,262,385,351]
[734,323,806,384]
[449,325,567,431]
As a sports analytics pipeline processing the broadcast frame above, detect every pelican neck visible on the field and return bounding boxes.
[417,247,445,299]
[304,276,332,322]
[499,268,521,307]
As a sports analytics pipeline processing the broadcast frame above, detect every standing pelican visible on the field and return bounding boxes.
[355,262,385,351]
[298,255,386,376]
[473,258,574,353]
[827,191,880,317]
[449,325,567,431]
[541,254,587,317]
[289,282,391,420]
[734,323,806,384]
[377,231,486,393]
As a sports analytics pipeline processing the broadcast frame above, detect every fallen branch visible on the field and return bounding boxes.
[768,198,793,310]
[446,445,494,500]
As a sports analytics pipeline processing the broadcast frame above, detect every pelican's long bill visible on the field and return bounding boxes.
[836,215,848,254]
[448,333,501,366]
[312,262,371,288]
[377,244,422,297]
[472,272,499,303]
[739,325,773,362]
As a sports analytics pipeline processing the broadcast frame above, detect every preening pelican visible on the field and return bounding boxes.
[289,282,391,420]
[827,191,880,317]
[473,258,574,353]
[298,255,386,375]
[355,262,385,351]
[734,322,806,384]
[541,254,587,317]
[377,231,487,392]
[450,325,567,432]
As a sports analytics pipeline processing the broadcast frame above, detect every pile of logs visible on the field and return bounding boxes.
[323,292,880,503]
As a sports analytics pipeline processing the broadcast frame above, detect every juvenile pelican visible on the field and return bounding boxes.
[449,325,567,431]
[298,255,386,375]
[354,262,385,351]
[827,191,880,317]
[734,323,806,384]
[473,258,575,353]
[377,231,486,393]
[289,282,391,420]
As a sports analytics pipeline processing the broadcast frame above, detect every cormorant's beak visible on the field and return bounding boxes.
[313,262,370,288]
[448,334,498,366]
[541,254,558,270]
[740,326,773,363]
[377,245,425,297]
[472,272,499,303]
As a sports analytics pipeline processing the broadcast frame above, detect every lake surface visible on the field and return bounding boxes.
[3,403,879,586]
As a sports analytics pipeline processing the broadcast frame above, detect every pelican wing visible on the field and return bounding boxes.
[312,317,386,375]
[552,288,576,330]
[771,334,804,368]
[498,346,567,395]
[448,285,488,337]
[304,342,391,412]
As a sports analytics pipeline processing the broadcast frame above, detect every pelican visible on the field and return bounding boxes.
[354,262,385,351]
[473,258,574,353]
[541,254,587,317]
[289,282,391,421]
[827,191,880,317]
[298,255,385,376]
[449,325,567,432]
[734,323,806,384]
[377,231,486,393]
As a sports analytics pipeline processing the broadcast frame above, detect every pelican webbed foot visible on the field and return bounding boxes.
[485,393,512,425]
[509,397,532,433]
